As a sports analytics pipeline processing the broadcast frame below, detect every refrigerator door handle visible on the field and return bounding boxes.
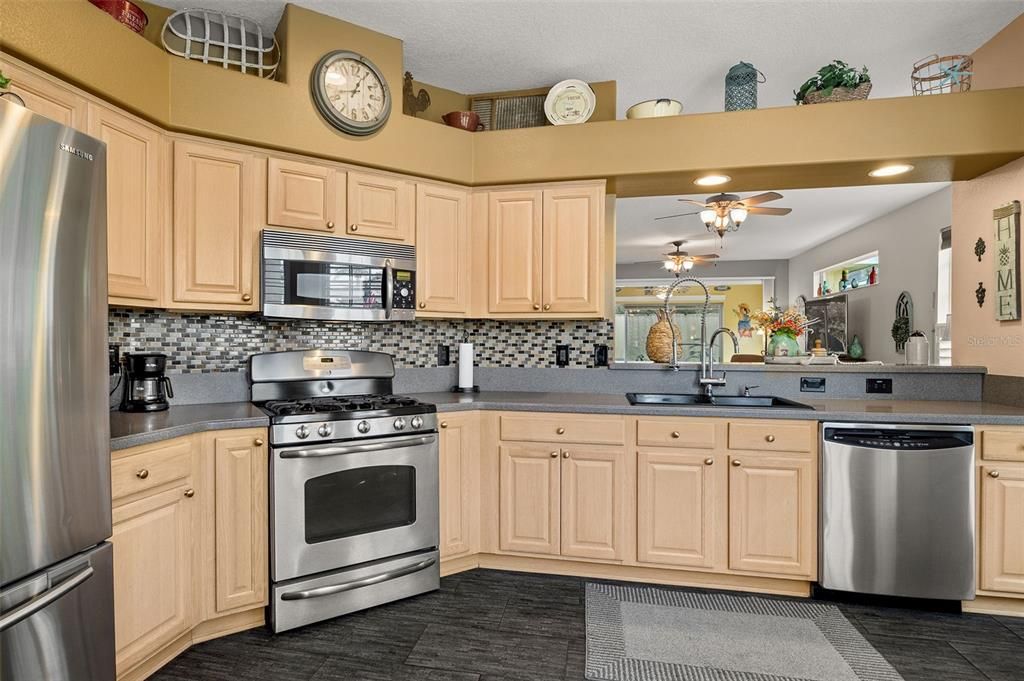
[0,565,94,633]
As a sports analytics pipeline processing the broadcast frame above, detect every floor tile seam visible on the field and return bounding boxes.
[990,617,1024,643]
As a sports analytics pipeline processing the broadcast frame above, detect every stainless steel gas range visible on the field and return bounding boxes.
[250,349,439,632]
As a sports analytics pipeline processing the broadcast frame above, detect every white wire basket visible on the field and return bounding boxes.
[162,8,280,79]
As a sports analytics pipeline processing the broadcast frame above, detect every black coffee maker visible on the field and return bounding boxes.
[119,353,174,412]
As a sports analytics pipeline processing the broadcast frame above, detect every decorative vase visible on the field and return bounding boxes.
[766,332,800,357]
[645,309,682,363]
[848,335,865,359]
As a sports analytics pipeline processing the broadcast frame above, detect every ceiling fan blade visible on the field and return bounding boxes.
[655,211,701,220]
[741,191,784,206]
[676,199,709,206]
[694,253,720,260]
[746,206,792,216]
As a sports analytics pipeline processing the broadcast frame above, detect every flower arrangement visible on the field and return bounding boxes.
[751,299,812,338]
[794,60,871,104]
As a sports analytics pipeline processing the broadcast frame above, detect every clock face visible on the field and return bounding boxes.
[312,51,391,136]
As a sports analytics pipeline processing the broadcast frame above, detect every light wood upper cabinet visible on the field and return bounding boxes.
[980,464,1024,594]
[172,140,257,309]
[266,157,345,233]
[439,414,479,560]
[0,59,87,130]
[111,483,197,676]
[728,455,816,577]
[560,446,628,561]
[488,190,544,313]
[542,185,602,314]
[346,171,414,242]
[416,184,470,316]
[88,104,166,305]
[499,444,560,555]
[209,431,268,614]
[638,450,724,569]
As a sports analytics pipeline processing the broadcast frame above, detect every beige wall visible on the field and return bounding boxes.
[952,157,1024,376]
[971,13,1024,91]
[408,79,470,124]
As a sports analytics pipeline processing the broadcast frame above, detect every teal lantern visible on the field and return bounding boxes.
[725,62,765,111]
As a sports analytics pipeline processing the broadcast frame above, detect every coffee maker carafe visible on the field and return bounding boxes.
[119,352,173,412]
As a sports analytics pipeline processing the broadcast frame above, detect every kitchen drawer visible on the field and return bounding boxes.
[499,413,625,445]
[728,421,814,455]
[111,438,193,503]
[981,429,1024,462]
[636,418,718,449]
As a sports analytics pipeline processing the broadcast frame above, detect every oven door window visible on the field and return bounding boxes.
[304,465,416,543]
[284,260,383,309]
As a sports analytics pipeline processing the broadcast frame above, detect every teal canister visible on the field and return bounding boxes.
[725,62,765,111]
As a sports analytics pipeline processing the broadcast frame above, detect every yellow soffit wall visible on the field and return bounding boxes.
[2,1,1023,191]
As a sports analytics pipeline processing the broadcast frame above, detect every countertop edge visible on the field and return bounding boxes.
[110,415,270,451]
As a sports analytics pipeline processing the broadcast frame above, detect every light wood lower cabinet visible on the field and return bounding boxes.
[980,463,1024,594]
[499,445,561,555]
[561,446,629,561]
[439,414,480,560]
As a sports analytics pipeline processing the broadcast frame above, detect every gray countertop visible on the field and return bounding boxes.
[110,392,1024,450]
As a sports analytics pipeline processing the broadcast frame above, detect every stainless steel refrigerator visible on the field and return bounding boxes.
[0,98,115,679]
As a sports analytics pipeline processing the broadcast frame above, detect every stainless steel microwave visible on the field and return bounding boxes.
[261,230,416,322]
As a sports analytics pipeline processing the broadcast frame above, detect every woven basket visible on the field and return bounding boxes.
[803,82,872,105]
[645,310,683,363]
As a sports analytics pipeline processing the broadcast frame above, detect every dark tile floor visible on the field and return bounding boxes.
[152,569,1024,681]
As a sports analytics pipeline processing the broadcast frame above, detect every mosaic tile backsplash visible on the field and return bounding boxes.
[109,308,614,374]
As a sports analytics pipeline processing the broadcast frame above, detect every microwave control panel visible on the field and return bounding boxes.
[392,269,416,309]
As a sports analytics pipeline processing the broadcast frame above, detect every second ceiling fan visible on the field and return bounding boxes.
[657,191,792,238]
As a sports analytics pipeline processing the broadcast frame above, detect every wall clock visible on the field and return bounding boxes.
[544,79,596,125]
[311,50,391,136]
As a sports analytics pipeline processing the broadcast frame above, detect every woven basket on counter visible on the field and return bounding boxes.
[803,82,872,105]
[645,309,683,363]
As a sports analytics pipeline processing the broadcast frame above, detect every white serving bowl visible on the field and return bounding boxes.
[626,98,683,119]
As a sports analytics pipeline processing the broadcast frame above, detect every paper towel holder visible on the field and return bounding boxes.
[451,385,480,393]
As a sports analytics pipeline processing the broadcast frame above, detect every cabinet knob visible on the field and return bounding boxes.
[254,438,264,446]
[350,224,358,232]
[543,304,551,311]
[326,221,335,229]
[731,459,742,467]
[704,458,714,466]
[671,431,681,439]
[418,302,426,309]
[562,451,570,458]
[556,427,566,435]
[550,451,558,458]
[136,469,149,479]
[440,421,448,429]
[989,470,1000,478]
[765,434,776,443]
[533,304,541,311]
[184,488,195,498]
[241,293,252,302]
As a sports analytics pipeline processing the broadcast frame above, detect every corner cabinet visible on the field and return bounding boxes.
[172,141,258,310]
[416,183,471,316]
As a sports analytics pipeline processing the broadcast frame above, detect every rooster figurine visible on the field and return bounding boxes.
[403,72,431,117]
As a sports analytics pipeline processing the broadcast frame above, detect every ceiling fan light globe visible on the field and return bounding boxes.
[682,257,695,271]
[699,209,716,225]
[730,207,748,225]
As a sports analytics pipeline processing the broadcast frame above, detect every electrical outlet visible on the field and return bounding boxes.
[800,377,826,393]
[593,344,609,367]
[556,345,570,367]
[437,344,450,366]
[108,344,120,376]
[866,378,893,394]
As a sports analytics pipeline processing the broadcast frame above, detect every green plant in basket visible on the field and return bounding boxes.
[794,60,870,104]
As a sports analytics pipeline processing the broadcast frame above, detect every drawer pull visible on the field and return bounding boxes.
[136,469,149,480]
[731,459,742,467]
[704,457,714,466]
[241,293,252,302]
[671,431,681,439]
[550,451,558,458]
[254,438,264,446]
[765,434,776,443]
[440,421,448,429]
[556,427,566,435]
[184,488,195,498]
[562,451,570,458]
[989,470,1000,478]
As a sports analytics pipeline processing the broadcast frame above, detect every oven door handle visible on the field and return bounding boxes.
[279,557,437,601]
[278,434,437,459]
[384,259,394,320]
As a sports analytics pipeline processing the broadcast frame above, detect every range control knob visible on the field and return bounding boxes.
[410,416,423,429]
[357,420,371,434]
[295,424,310,439]
[317,423,333,438]
[394,417,407,431]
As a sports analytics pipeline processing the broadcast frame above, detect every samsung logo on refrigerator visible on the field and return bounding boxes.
[58,143,94,162]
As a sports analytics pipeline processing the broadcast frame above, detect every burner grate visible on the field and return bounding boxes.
[261,395,426,417]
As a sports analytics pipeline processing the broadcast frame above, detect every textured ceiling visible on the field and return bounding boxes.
[153,0,1022,115]
[616,182,950,263]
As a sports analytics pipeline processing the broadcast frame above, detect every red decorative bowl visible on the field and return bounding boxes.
[442,111,484,132]
[89,0,148,34]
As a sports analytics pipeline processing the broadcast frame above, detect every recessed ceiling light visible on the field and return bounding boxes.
[694,174,731,186]
[869,164,914,178]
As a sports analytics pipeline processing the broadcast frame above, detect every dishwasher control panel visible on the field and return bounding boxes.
[823,427,973,450]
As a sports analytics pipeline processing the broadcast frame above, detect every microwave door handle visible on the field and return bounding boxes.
[384,260,394,320]
[0,565,94,633]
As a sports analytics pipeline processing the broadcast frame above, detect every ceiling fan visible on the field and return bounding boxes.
[636,240,720,274]
[656,191,793,238]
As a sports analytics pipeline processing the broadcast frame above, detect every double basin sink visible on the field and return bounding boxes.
[626,393,814,410]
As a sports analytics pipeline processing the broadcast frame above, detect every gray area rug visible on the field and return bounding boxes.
[585,583,904,681]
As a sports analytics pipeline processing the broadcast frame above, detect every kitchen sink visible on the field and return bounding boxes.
[625,393,814,409]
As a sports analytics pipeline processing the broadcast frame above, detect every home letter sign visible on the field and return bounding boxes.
[994,201,1021,321]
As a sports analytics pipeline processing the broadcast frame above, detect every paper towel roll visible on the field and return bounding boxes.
[458,343,474,388]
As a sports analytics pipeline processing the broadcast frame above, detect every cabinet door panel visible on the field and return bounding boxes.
[561,447,627,561]
[266,157,343,232]
[0,59,86,129]
[88,104,165,303]
[728,455,815,577]
[416,184,470,315]
[173,141,256,308]
[980,465,1024,594]
[347,171,413,242]
[542,186,602,314]
[637,450,723,568]
[111,484,195,675]
[499,445,559,555]
[212,432,268,613]
[488,190,543,313]
[440,415,479,559]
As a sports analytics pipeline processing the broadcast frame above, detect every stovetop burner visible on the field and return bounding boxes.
[260,394,429,419]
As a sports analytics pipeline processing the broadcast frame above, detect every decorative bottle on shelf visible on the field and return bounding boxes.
[869,266,877,285]
[847,335,864,360]
[817,282,823,297]
[839,269,849,291]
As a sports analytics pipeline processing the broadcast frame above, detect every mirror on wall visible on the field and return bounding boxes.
[614,182,953,365]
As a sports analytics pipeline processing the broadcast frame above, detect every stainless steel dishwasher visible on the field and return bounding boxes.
[820,422,975,601]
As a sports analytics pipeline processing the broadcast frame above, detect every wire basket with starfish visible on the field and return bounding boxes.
[911,54,973,95]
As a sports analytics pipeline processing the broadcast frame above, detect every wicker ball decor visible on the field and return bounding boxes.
[803,82,872,105]
[646,309,683,363]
